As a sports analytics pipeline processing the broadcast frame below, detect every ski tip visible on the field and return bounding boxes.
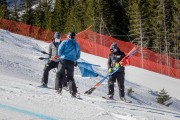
[84,90,92,95]
[84,92,90,95]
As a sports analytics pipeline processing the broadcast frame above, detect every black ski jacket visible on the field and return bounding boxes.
[107,48,125,72]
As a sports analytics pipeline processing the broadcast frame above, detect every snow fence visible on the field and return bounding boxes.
[0,18,180,79]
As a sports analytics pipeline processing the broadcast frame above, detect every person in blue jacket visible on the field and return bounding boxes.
[55,32,80,97]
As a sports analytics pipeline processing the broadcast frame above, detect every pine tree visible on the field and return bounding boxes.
[99,0,129,41]
[156,88,171,105]
[10,0,19,21]
[84,0,95,28]
[43,0,52,29]
[124,0,141,45]
[21,0,34,24]
[139,0,154,49]
[167,0,180,59]
[33,0,45,28]
[51,0,65,32]
[88,0,103,32]
[0,0,9,19]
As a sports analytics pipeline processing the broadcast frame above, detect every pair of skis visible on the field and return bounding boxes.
[84,47,138,95]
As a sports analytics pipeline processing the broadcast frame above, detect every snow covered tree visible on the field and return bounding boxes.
[156,88,171,105]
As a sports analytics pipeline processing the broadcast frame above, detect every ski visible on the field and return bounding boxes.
[84,47,138,95]
[102,96,116,100]
[38,57,49,60]
[39,50,49,55]
[84,68,119,95]
[102,96,132,103]
[29,84,53,89]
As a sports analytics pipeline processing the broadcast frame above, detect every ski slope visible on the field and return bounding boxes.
[0,29,180,120]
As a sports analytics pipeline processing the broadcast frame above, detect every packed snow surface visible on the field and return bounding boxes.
[0,29,180,120]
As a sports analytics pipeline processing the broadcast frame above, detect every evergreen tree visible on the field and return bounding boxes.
[124,0,141,45]
[21,0,34,24]
[143,0,164,54]
[167,0,180,59]
[62,0,84,33]
[63,0,86,33]
[84,0,95,28]
[88,0,103,33]
[156,88,171,105]
[51,0,65,32]
[99,0,129,41]
[10,0,19,21]
[139,0,154,49]
[0,0,9,19]
[43,0,52,29]
[33,0,45,28]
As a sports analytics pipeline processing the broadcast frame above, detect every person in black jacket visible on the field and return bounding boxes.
[107,42,126,101]
[40,32,67,88]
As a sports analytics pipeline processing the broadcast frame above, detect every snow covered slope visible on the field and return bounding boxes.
[0,29,180,120]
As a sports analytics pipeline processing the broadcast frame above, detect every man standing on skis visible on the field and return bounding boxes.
[40,32,67,88]
[55,32,80,97]
[107,42,126,101]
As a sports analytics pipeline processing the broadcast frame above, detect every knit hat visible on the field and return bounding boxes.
[67,32,75,38]
[54,32,60,39]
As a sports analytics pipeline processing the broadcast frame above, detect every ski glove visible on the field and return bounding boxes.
[51,56,59,61]
[120,59,129,67]
[108,68,113,73]
[114,62,120,68]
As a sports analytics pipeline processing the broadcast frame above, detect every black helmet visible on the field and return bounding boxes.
[110,42,118,53]
[68,32,75,38]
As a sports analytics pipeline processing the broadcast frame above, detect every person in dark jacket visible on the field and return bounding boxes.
[40,32,67,88]
[55,32,80,97]
[107,42,126,101]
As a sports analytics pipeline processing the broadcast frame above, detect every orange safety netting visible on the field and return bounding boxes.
[0,18,54,42]
[0,18,180,79]
[76,27,180,79]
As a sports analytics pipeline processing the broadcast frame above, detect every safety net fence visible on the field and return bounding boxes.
[0,18,179,79]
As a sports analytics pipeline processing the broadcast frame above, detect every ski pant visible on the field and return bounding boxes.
[55,59,77,94]
[41,60,67,86]
[108,71,125,97]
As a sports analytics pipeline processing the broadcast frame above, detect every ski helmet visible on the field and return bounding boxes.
[54,32,60,39]
[110,42,118,53]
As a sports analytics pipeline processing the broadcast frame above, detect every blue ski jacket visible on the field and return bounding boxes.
[58,38,80,62]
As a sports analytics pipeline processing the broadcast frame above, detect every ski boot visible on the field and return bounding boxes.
[39,83,48,88]
[108,95,114,100]
[120,97,126,101]
[56,88,62,95]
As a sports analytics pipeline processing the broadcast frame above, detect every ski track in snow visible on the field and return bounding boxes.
[0,29,180,120]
